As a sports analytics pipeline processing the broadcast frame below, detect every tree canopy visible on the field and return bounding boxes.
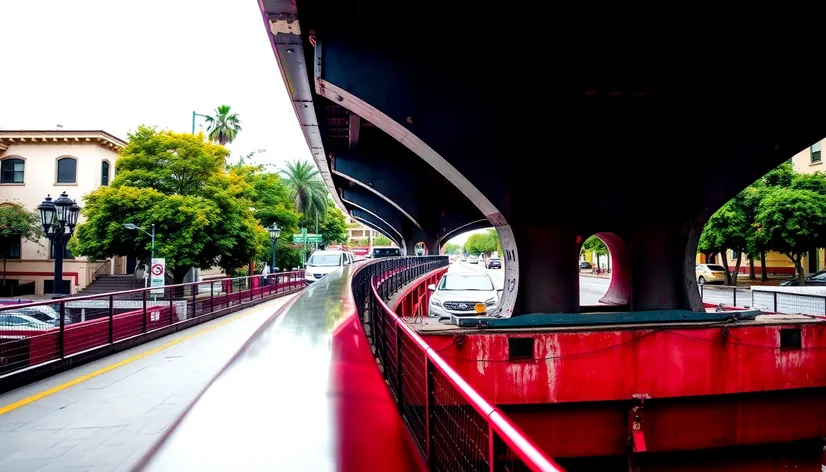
[443,242,461,254]
[581,236,608,256]
[72,126,266,281]
[464,229,501,255]
[280,160,328,227]
[0,204,43,284]
[699,162,826,285]
[205,105,242,145]
[320,199,348,246]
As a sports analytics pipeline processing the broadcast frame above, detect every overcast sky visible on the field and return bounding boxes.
[0,0,489,243]
[0,0,311,169]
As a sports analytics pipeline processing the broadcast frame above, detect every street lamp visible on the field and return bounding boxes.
[37,192,81,299]
[268,223,282,273]
[124,223,155,286]
[192,111,210,134]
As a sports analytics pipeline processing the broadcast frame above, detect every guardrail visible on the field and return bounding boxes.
[352,257,562,472]
[0,270,305,378]
[701,284,826,315]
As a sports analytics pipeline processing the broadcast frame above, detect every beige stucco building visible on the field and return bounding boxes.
[0,130,126,295]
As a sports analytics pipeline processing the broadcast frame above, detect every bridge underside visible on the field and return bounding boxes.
[261,0,826,315]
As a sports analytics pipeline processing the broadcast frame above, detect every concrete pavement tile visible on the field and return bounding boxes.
[0,421,25,432]
[0,458,52,471]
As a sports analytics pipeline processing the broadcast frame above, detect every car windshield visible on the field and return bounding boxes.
[706,265,727,271]
[372,248,401,258]
[489,258,500,262]
[308,254,341,266]
[17,308,54,323]
[439,275,494,291]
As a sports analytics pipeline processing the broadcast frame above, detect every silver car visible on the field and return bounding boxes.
[428,273,500,319]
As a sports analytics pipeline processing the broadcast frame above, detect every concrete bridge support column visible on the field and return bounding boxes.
[510,223,580,315]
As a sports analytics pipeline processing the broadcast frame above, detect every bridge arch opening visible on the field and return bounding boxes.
[579,232,630,308]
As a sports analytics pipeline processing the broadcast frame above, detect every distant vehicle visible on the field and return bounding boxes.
[579,261,592,270]
[5,305,68,326]
[468,255,479,264]
[369,247,402,259]
[428,273,500,319]
[485,258,501,269]
[780,269,826,286]
[696,264,728,285]
[304,250,354,284]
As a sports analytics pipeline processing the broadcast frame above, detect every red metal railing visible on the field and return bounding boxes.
[0,270,305,378]
[369,270,562,472]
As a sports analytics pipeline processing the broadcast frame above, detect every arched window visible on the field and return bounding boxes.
[101,161,110,186]
[0,158,24,183]
[56,157,77,183]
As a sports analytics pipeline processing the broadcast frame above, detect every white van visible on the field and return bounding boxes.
[304,250,354,284]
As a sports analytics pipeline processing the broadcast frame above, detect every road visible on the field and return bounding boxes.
[448,261,609,306]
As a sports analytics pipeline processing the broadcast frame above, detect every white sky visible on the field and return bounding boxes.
[0,0,311,169]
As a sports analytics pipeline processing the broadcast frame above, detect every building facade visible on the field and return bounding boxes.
[0,130,126,295]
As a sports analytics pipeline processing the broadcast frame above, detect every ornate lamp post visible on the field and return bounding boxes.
[268,223,282,273]
[37,192,81,299]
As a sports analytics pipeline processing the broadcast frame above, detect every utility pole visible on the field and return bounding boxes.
[192,111,209,134]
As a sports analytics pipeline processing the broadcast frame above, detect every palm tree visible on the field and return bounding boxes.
[280,160,328,226]
[204,105,242,145]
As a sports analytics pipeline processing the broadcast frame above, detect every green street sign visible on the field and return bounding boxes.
[293,233,322,243]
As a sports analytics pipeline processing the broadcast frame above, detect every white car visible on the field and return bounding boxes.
[304,250,354,284]
[0,313,55,330]
[428,273,500,319]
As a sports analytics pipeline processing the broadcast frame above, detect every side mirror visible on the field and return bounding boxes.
[497,288,504,294]
[428,284,437,291]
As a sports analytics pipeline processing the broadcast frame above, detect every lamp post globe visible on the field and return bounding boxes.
[39,192,81,299]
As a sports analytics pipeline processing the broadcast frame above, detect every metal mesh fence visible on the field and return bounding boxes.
[351,256,560,472]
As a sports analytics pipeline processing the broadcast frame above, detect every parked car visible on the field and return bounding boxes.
[304,250,354,284]
[428,273,500,319]
[579,261,592,270]
[0,313,54,331]
[696,264,728,285]
[468,255,479,264]
[368,246,402,259]
[780,269,826,286]
[6,305,69,326]
[485,258,502,269]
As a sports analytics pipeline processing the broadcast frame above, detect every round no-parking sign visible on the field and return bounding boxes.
[151,263,164,276]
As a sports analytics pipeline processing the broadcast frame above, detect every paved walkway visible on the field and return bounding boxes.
[0,294,296,472]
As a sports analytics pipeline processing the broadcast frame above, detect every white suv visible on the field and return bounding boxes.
[304,250,354,284]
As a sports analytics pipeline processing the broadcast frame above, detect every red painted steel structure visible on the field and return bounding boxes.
[370,269,562,471]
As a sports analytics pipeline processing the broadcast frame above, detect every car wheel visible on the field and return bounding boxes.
[698,276,705,285]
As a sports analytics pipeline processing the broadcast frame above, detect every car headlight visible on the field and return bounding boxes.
[430,296,442,307]
[484,297,497,306]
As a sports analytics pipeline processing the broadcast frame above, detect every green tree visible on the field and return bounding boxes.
[697,200,749,284]
[0,205,43,286]
[464,229,500,255]
[754,187,826,286]
[320,200,348,246]
[72,126,265,282]
[204,104,242,145]
[228,163,302,270]
[280,160,328,227]
[581,235,609,268]
[443,242,461,254]
[373,234,393,246]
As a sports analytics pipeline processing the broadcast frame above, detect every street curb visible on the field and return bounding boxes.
[579,273,610,279]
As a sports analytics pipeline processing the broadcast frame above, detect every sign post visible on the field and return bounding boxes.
[292,230,323,268]
[150,258,166,297]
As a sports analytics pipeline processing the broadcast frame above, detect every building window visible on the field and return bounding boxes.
[101,161,110,186]
[49,241,74,259]
[1,236,21,259]
[0,158,24,183]
[56,157,77,183]
[811,142,822,164]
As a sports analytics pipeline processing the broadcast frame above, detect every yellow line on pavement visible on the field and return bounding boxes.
[0,301,274,416]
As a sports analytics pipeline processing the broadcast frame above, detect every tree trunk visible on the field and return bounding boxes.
[720,251,731,285]
[792,255,806,286]
[760,251,768,282]
[732,250,743,286]
[748,256,756,280]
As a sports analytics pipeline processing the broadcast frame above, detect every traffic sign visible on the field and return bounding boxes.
[150,258,165,295]
[293,233,322,243]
